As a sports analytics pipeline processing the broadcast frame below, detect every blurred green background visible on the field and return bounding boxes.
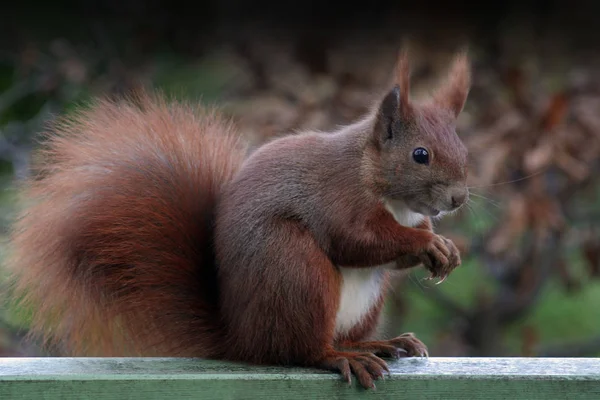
[1,0,600,357]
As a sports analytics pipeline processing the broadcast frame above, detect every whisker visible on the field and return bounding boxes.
[467,170,544,189]
[465,202,479,229]
[468,198,500,223]
[464,201,489,251]
[469,192,502,209]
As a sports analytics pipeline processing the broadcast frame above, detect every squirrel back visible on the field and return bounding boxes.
[6,91,247,356]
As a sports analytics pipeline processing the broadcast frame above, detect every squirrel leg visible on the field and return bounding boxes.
[315,294,391,389]
[334,292,428,362]
[393,217,433,270]
[327,205,439,267]
[220,219,387,388]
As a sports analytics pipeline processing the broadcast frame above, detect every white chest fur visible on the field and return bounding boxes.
[334,199,424,337]
[334,268,385,336]
[383,198,425,228]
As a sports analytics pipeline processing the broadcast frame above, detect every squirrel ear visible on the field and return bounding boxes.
[381,86,400,119]
[378,49,413,120]
[432,51,471,118]
[375,50,413,141]
[376,86,401,141]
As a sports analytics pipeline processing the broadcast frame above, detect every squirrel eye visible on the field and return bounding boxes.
[412,147,429,165]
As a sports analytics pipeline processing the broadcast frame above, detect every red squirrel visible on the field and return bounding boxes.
[6,50,470,389]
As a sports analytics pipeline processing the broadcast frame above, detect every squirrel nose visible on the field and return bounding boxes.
[450,189,468,209]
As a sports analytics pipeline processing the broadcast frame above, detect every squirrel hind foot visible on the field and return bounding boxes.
[339,333,429,359]
[316,350,390,389]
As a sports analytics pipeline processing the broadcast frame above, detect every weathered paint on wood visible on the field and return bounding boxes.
[1,357,599,399]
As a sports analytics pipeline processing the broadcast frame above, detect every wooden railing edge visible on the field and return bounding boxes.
[1,357,599,399]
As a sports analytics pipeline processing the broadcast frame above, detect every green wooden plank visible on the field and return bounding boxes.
[1,357,599,399]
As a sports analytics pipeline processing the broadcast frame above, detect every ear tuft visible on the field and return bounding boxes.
[375,48,415,142]
[433,50,472,118]
[395,49,412,117]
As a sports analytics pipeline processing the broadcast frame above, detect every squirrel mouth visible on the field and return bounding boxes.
[422,206,440,216]
[407,201,440,216]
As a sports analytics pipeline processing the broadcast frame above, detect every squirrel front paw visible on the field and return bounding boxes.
[420,233,461,283]
[394,254,422,269]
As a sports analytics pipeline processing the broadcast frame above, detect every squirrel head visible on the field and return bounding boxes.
[372,50,471,217]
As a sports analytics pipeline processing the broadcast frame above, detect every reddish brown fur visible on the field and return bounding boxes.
[5,50,471,389]
[6,91,247,356]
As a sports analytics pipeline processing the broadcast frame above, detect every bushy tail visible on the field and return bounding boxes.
[4,91,247,356]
